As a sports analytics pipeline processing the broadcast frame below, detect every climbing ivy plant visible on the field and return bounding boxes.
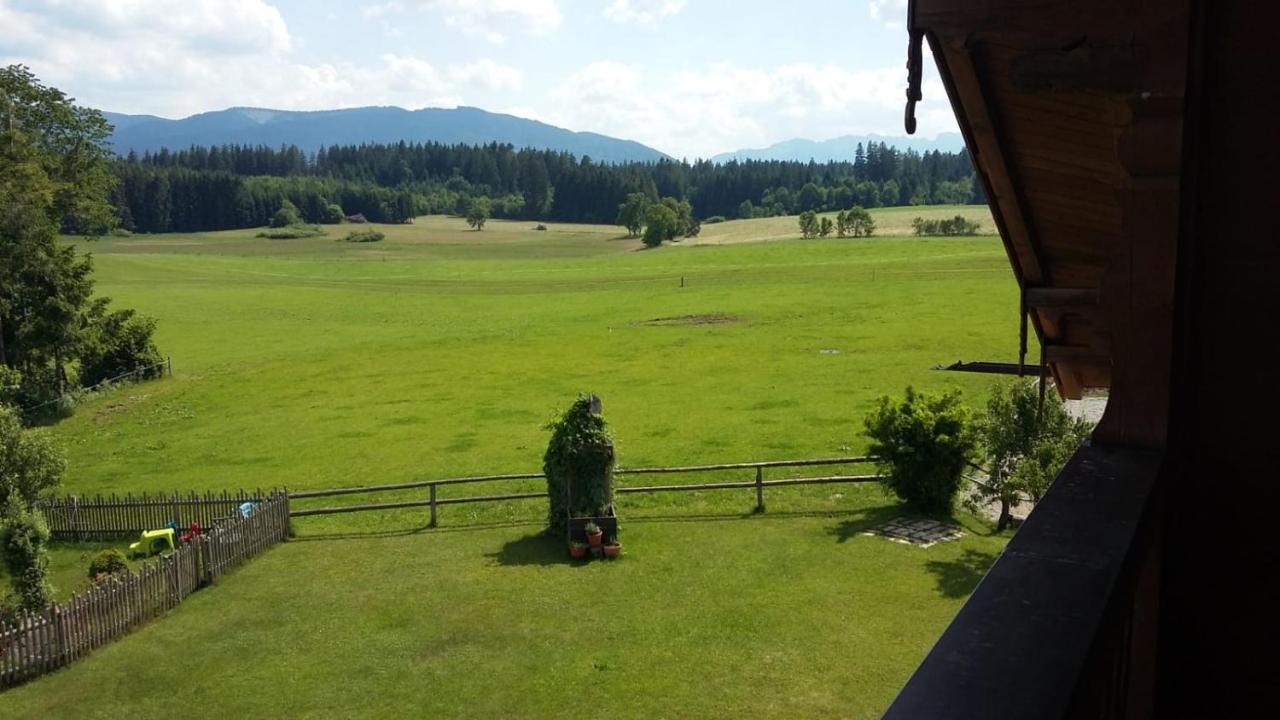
[543,395,615,535]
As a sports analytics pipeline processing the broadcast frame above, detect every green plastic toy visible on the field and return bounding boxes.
[128,528,176,558]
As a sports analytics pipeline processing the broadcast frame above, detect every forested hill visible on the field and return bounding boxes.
[109,140,983,234]
[104,106,669,164]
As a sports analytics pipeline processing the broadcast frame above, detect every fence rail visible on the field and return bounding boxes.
[288,457,881,525]
[41,489,268,541]
[0,493,290,688]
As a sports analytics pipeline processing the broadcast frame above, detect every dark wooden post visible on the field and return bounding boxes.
[755,466,765,513]
[428,483,437,528]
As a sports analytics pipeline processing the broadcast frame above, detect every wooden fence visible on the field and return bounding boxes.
[288,456,882,525]
[41,489,269,541]
[0,492,290,688]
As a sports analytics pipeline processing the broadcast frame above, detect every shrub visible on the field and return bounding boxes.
[911,215,981,236]
[320,203,345,224]
[87,548,129,579]
[543,395,615,535]
[0,366,20,408]
[0,496,53,612]
[269,199,302,228]
[109,227,132,237]
[79,307,164,388]
[534,224,548,231]
[845,206,875,237]
[0,405,64,507]
[703,215,727,224]
[344,230,385,243]
[798,210,819,238]
[864,387,976,515]
[257,224,325,239]
[974,380,1092,530]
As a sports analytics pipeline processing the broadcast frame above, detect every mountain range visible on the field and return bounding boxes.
[709,133,967,163]
[102,104,966,164]
[102,106,671,164]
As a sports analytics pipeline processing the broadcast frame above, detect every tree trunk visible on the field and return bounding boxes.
[996,498,1012,532]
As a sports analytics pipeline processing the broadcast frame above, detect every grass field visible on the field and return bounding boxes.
[3,205,1015,718]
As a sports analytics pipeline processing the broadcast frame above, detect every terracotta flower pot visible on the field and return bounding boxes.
[603,543,621,559]
[569,544,587,559]
[586,529,604,546]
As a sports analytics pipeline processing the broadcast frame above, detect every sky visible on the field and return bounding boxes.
[0,0,958,159]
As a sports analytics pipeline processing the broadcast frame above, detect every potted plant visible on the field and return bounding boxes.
[569,541,588,559]
[584,521,603,546]
[603,540,621,559]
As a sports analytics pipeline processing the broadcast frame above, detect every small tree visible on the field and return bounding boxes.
[846,206,875,237]
[0,405,64,508]
[835,210,849,237]
[642,203,678,247]
[737,199,756,219]
[819,216,834,237]
[270,199,301,228]
[975,380,1091,530]
[320,203,345,224]
[465,197,491,230]
[79,305,163,387]
[798,210,819,238]
[0,496,53,613]
[864,387,976,515]
[543,395,615,535]
[616,192,649,237]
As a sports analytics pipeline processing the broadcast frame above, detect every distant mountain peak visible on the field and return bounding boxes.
[102,105,670,163]
[711,133,967,163]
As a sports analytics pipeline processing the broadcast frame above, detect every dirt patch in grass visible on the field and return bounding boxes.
[636,313,743,327]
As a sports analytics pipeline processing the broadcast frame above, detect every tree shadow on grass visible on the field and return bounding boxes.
[827,504,908,543]
[487,532,574,567]
[925,548,1001,599]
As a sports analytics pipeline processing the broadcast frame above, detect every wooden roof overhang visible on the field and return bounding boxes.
[910,0,1192,447]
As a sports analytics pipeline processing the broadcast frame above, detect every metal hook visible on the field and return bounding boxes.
[904,0,924,135]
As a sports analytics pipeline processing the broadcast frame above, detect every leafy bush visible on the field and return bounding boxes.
[257,224,325,239]
[79,306,164,388]
[343,230,385,243]
[703,215,727,224]
[843,206,876,237]
[534,224,548,231]
[974,380,1092,529]
[543,395,615,534]
[798,210,819,238]
[912,215,981,236]
[0,496,53,612]
[269,199,302,228]
[87,548,129,579]
[0,405,64,507]
[320,203,345,224]
[0,366,20,408]
[864,387,976,515]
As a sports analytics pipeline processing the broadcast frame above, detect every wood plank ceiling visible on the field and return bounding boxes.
[912,1,1191,447]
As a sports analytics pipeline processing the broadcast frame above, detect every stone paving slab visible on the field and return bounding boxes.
[863,518,965,548]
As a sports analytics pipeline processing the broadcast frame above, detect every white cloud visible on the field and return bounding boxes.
[603,0,686,25]
[363,0,561,44]
[0,1,523,116]
[448,59,523,91]
[544,60,953,159]
[869,0,907,27]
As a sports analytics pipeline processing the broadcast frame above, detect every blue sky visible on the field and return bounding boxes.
[0,0,956,158]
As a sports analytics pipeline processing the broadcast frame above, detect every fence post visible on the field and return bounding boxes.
[755,466,765,513]
[167,356,172,377]
[429,483,437,528]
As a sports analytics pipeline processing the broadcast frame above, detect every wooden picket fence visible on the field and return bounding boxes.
[41,489,269,541]
[0,492,290,688]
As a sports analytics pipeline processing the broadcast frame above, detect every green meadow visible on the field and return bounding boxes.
[2,205,1019,718]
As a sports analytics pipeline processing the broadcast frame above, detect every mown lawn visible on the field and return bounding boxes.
[3,500,1007,719]
[3,207,1012,717]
